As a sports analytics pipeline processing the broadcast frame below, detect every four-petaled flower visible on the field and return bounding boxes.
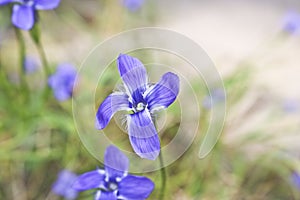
[95,54,180,160]
[73,145,155,200]
[0,0,60,30]
[52,169,78,200]
[48,63,77,102]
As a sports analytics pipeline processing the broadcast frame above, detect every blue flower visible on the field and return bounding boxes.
[95,54,180,160]
[48,63,77,102]
[73,145,155,200]
[0,0,60,30]
[282,99,299,113]
[291,172,300,189]
[24,56,39,74]
[122,0,144,12]
[52,169,78,200]
[282,11,300,34]
[202,88,225,109]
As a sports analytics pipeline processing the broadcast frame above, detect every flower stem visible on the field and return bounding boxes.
[29,21,52,100]
[29,22,51,77]
[0,46,9,90]
[154,121,167,200]
[158,152,167,200]
[36,38,51,77]
[14,27,29,93]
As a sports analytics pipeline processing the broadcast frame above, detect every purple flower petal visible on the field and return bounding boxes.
[145,72,179,112]
[283,11,300,34]
[52,170,78,200]
[122,0,144,12]
[52,87,72,101]
[11,4,35,30]
[0,0,14,5]
[128,110,160,160]
[117,54,148,96]
[283,99,299,113]
[48,63,77,102]
[291,172,300,189]
[118,175,154,199]
[24,56,39,74]
[104,146,129,180]
[34,0,60,10]
[95,93,129,129]
[95,190,117,200]
[72,170,105,191]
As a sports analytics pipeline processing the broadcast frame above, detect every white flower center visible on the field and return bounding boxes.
[108,182,118,191]
[136,102,145,111]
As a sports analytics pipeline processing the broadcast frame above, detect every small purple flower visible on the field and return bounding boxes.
[282,11,300,34]
[52,170,78,200]
[95,54,180,160]
[24,56,39,74]
[48,63,77,102]
[282,99,299,113]
[73,145,155,200]
[202,88,225,109]
[291,172,300,189]
[122,0,144,12]
[0,0,60,30]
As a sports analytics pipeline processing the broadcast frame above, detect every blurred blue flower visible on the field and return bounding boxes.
[0,0,60,30]
[24,56,39,74]
[282,99,299,113]
[202,88,225,109]
[73,145,155,200]
[95,54,179,160]
[48,63,77,102]
[282,11,300,34]
[291,172,300,189]
[122,0,144,12]
[52,169,78,200]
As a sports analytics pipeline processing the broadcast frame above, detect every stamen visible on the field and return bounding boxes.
[136,102,145,111]
[108,182,118,191]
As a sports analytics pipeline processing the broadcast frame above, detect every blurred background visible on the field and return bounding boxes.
[1,0,300,199]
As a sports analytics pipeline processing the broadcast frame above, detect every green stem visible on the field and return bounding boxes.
[0,47,9,91]
[29,22,52,101]
[36,39,51,77]
[14,27,29,93]
[158,152,167,200]
[29,22,51,77]
[154,121,167,200]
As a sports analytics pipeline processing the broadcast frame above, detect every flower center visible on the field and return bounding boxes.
[107,182,118,191]
[21,0,34,6]
[136,102,146,112]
